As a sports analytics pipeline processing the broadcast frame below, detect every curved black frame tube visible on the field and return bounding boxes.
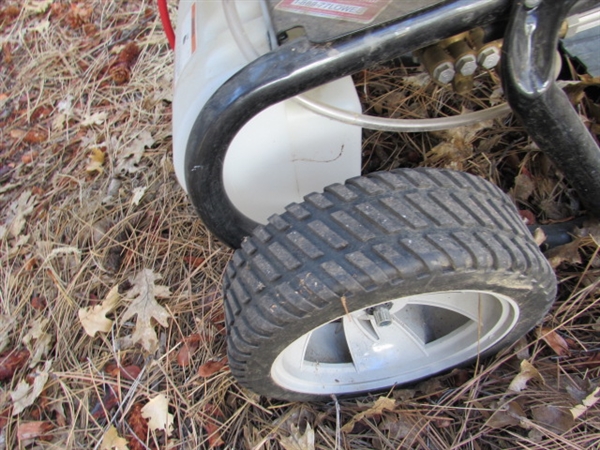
[502,0,600,218]
[185,0,510,247]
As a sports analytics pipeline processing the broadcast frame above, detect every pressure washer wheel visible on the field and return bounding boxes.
[223,168,556,401]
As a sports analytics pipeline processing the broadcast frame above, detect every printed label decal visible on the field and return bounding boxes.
[276,0,392,24]
[175,3,197,83]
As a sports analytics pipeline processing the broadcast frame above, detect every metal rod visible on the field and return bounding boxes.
[502,0,600,218]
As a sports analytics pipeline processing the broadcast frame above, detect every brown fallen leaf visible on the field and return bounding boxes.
[30,295,46,311]
[9,129,27,140]
[183,255,206,268]
[545,239,582,269]
[126,403,148,450]
[104,361,142,381]
[11,360,52,416]
[85,147,106,174]
[176,333,206,367]
[202,404,225,448]
[532,227,546,246]
[280,423,315,450]
[22,317,52,368]
[342,396,396,432]
[100,425,129,450]
[65,3,93,28]
[198,357,228,378]
[23,129,48,144]
[204,420,225,448]
[21,151,39,164]
[487,400,527,429]
[0,349,30,381]
[538,327,570,356]
[512,173,536,202]
[121,269,171,353]
[141,394,174,436]
[508,359,544,393]
[519,209,537,226]
[17,421,54,443]
[78,285,119,336]
[571,386,600,419]
[0,5,20,24]
[91,385,120,420]
[532,405,574,434]
[379,412,417,441]
[582,352,600,370]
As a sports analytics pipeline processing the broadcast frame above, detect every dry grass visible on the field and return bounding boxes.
[0,1,598,449]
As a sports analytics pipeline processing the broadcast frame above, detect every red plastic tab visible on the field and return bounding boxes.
[276,0,392,24]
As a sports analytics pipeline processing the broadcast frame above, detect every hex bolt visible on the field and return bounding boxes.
[455,54,478,76]
[432,61,456,84]
[447,40,477,76]
[420,44,456,84]
[477,46,501,69]
[372,306,393,327]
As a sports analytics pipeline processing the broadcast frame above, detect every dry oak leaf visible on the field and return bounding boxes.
[1,190,36,239]
[22,317,52,368]
[531,405,574,434]
[280,423,315,450]
[571,386,600,419]
[141,394,173,436]
[545,239,582,269]
[116,131,154,174]
[101,425,129,450]
[78,285,120,336]
[486,400,527,429]
[81,111,108,127]
[538,327,570,356]
[11,360,52,416]
[342,396,396,432]
[0,314,16,354]
[121,269,170,353]
[508,359,544,393]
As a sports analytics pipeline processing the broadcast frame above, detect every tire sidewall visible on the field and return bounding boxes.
[237,268,555,401]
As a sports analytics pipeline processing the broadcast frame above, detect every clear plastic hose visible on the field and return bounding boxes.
[222,0,511,132]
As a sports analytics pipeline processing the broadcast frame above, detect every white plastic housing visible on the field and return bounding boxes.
[172,0,362,224]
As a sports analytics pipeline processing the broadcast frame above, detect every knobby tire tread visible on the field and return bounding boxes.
[223,168,556,400]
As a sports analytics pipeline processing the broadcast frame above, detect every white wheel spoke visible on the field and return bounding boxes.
[342,315,428,373]
[271,291,519,395]
[281,331,311,373]
[406,292,483,322]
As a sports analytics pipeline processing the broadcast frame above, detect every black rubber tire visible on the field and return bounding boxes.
[223,168,556,401]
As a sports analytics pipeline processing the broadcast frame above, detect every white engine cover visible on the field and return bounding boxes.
[172,0,362,223]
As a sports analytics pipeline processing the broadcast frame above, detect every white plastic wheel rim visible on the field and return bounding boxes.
[271,291,519,395]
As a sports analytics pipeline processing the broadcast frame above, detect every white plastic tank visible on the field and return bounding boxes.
[172,0,362,224]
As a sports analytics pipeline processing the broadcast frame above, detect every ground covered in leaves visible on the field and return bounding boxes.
[0,1,599,449]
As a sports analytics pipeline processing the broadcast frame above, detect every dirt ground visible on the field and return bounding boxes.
[0,1,599,449]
